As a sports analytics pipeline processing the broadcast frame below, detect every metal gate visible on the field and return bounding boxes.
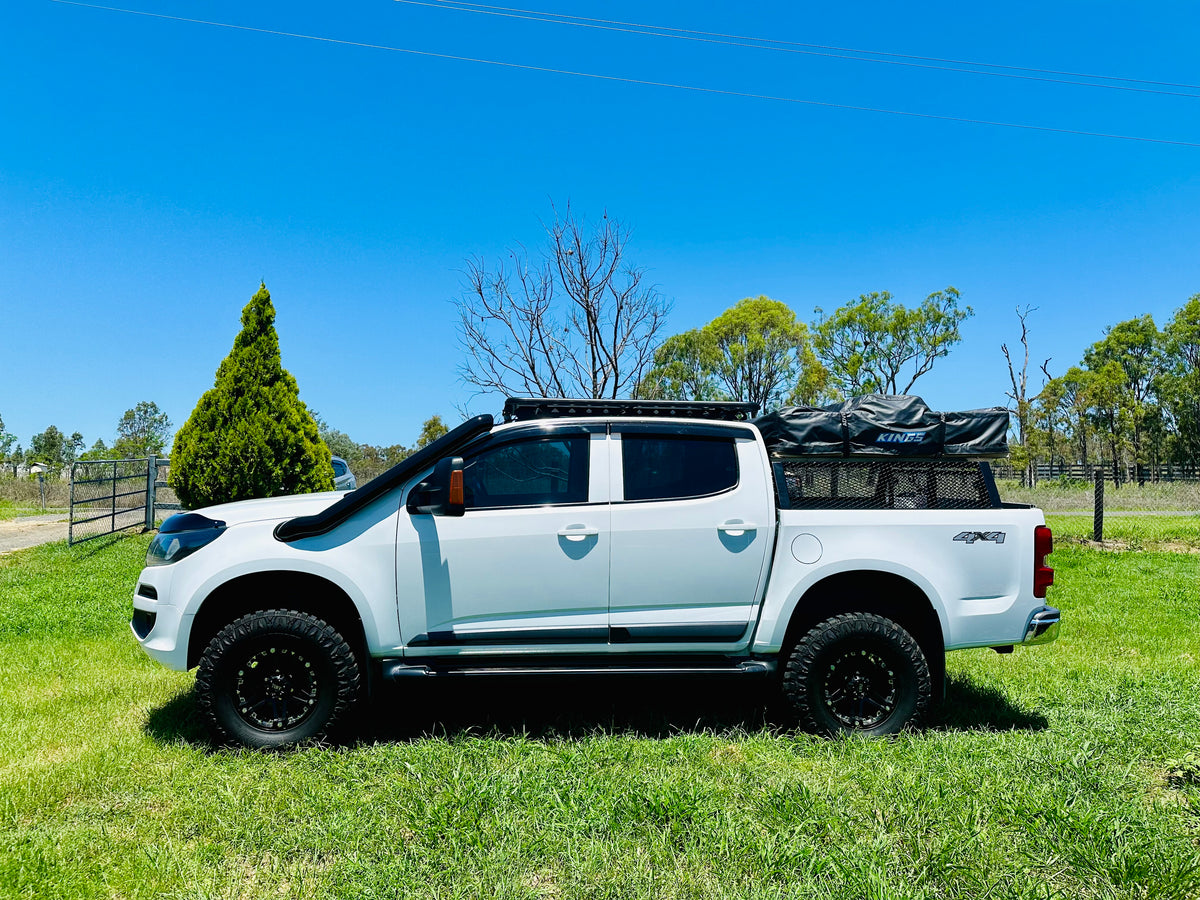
[68,456,181,545]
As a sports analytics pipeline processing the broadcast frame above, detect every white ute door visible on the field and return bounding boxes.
[396,429,610,653]
[608,427,773,647]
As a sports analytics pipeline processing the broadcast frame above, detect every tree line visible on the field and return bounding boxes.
[0,401,173,478]
[457,203,1197,483]
[314,413,448,484]
[456,203,973,412]
[9,203,1194,507]
[1006,297,1200,481]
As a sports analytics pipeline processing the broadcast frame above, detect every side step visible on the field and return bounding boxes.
[380,658,775,680]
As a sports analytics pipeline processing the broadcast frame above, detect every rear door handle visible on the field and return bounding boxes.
[558,525,599,542]
[718,521,757,537]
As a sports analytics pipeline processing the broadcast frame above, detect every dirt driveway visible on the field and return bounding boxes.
[0,513,70,555]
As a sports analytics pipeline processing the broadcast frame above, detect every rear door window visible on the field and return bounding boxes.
[621,435,738,502]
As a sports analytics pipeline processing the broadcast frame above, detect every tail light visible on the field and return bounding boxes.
[1034,525,1054,598]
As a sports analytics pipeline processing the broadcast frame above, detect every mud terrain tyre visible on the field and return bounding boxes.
[195,609,361,749]
[783,612,931,737]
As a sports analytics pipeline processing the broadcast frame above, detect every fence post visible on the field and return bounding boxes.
[145,456,157,531]
[111,460,117,536]
[1093,471,1105,542]
[69,462,76,546]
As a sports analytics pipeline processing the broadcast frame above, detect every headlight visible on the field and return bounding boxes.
[146,513,226,567]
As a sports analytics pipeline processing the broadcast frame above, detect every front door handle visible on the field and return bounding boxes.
[718,521,757,537]
[558,525,599,542]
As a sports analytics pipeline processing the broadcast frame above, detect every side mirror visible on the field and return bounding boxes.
[406,457,465,517]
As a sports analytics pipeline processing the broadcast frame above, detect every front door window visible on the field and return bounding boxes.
[463,436,589,509]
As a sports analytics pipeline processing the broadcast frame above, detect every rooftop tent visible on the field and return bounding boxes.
[753,394,1009,458]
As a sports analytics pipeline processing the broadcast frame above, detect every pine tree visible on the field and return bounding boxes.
[169,284,333,508]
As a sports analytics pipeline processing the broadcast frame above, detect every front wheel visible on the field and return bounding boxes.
[783,612,931,737]
[195,609,362,749]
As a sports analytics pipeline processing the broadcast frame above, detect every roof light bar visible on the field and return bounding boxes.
[502,397,760,423]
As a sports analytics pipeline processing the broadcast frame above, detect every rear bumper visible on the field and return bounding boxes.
[1022,606,1061,645]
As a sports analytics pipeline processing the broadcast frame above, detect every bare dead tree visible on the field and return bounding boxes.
[1001,306,1050,485]
[456,204,671,401]
[1039,358,1060,467]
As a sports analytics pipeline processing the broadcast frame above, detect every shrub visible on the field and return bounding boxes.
[169,284,333,508]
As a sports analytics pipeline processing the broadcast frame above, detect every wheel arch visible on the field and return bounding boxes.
[187,571,369,671]
[780,570,946,700]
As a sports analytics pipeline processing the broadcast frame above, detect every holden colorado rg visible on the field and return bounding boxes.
[132,395,1058,748]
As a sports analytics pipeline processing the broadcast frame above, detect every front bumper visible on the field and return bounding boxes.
[131,570,193,671]
[1022,606,1061,645]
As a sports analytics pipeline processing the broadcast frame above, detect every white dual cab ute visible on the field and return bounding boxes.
[132,396,1059,748]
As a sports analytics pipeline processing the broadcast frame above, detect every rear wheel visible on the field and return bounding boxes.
[195,609,361,749]
[783,612,931,737]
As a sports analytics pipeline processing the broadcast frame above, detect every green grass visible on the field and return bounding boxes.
[1048,513,1200,551]
[996,478,1200,548]
[2,537,1200,898]
[0,500,47,521]
[998,477,1200,512]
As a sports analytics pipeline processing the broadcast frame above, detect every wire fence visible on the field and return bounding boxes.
[993,463,1200,484]
[993,466,1200,551]
[153,461,182,518]
[68,457,181,545]
[0,472,71,509]
[55,455,1200,551]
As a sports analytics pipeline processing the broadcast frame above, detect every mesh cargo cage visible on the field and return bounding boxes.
[774,458,1001,510]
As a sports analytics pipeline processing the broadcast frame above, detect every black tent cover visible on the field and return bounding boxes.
[753,395,1009,458]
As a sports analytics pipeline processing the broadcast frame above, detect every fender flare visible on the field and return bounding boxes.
[755,558,950,655]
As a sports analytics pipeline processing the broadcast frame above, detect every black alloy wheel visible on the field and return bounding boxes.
[822,645,899,729]
[233,642,320,732]
[783,612,931,737]
[196,609,361,749]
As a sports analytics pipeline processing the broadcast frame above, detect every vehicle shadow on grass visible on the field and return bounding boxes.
[364,675,777,742]
[144,688,210,745]
[932,675,1048,732]
[363,672,1048,741]
[143,676,777,748]
[144,672,1046,749]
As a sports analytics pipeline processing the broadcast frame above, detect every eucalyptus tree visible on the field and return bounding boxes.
[811,288,972,397]
[1083,315,1163,475]
[639,296,828,411]
[1159,295,1200,466]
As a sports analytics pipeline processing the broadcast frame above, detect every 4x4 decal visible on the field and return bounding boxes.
[953,531,1006,544]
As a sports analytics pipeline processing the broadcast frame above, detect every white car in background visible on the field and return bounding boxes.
[331,456,356,491]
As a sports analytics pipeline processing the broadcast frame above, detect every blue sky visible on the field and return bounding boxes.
[2,0,1198,449]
